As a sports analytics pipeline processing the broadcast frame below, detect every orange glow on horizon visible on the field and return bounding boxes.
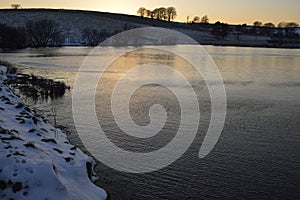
[0,0,299,25]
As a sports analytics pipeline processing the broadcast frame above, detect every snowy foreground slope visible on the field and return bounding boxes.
[0,66,106,199]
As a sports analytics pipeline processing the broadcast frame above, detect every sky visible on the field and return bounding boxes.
[0,0,299,25]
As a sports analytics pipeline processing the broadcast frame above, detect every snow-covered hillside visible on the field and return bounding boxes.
[0,9,217,45]
[0,9,146,46]
[0,65,107,199]
[1,9,283,48]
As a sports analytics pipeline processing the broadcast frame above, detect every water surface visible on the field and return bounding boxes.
[1,46,300,199]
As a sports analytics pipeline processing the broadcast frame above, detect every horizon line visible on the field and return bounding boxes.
[0,7,299,27]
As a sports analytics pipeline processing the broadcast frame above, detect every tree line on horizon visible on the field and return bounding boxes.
[135,7,299,43]
[136,6,299,29]
[253,20,299,28]
[137,7,177,21]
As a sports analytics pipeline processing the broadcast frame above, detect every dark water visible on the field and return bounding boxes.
[1,46,300,199]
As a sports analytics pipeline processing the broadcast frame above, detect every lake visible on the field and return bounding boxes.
[1,45,300,199]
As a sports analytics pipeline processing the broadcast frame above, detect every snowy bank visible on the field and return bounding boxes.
[0,65,107,199]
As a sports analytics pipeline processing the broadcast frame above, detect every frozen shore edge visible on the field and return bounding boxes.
[0,65,107,199]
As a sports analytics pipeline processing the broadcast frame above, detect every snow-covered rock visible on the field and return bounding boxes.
[0,66,107,200]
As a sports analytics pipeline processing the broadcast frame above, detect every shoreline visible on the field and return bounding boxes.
[198,40,300,49]
[1,41,300,50]
[0,64,107,199]
[1,43,299,53]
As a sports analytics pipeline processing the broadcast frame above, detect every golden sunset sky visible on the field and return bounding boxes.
[1,0,299,25]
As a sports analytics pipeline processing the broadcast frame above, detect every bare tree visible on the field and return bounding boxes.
[192,16,200,23]
[82,28,106,46]
[26,19,64,47]
[146,10,153,18]
[137,7,146,17]
[151,7,167,20]
[263,22,275,28]
[166,7,177,21]
[277,21,298,28]
[140,6,176,21]
[200,15,209,24]
[277,22,287,28]
[158,7,167,20]
[152,8,159,19]
[286,22,299,28]
[11,4,21,9]
[253,21,263,27]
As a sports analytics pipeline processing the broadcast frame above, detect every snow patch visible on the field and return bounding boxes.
[0,66,106,199]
